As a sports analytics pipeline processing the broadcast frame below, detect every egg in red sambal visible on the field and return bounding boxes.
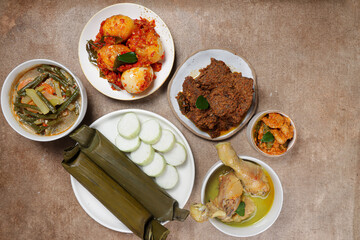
[86,15,164,94]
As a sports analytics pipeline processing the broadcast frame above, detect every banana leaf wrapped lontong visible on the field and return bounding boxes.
[70,125,189,222]
[62,145,169,240]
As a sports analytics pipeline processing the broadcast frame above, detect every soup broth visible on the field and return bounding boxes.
[204,164,274,227]
[10,65,81,136]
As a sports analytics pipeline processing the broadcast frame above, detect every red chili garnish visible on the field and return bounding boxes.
[151,62,162,72]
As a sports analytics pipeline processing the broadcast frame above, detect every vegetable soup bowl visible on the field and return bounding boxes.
[201,158,283,237]
[1,59,88,141]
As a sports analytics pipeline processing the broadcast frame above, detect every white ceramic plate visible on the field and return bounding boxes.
[167,49,257,141]
[78,3,175,100]
[201,157,283,237]
[70,109,195,232]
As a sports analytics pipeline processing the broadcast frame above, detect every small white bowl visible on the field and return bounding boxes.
[1,59,88,141]
[201,157,283,237]
[246,110,297,157]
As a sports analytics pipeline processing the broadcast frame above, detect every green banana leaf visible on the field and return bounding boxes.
[70,125,189,222]
[62,145,169,240]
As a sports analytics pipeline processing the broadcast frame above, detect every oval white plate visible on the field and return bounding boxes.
[70,109,195,232]
[167,49,257,141]
[78,3,175,100]
[201,156,283,237]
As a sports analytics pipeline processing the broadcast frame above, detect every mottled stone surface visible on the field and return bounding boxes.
[0,0,359,239]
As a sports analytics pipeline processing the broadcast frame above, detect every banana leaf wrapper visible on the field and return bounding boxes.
[70,125,189,222]
[62,145,169,240]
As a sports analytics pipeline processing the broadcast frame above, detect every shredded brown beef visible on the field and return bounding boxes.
[176,58,254,138]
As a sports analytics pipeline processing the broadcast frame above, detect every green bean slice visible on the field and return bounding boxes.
[54,80,62,98]
[47,118,62,126]
[39,65,72,86]
[37,67,54,75]
[14,96,21,111]
[48,73,69,87]
[23,109,57,120]
[36,90,57,114]
[17,73,49,96]
[16,112,37,122]
[14,103,40,111]
[40,64,56,72]
[57,87,79,114]
[59,69,74,85]
[65,89,71,98]
[33,119,44,125]
[38,65,62,76]
[19,119,47,134]
[37,66,68,87]
[54,68,67,81]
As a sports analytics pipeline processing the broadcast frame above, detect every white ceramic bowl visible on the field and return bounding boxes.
[201,157,283,237]
[1,59,88,141]
[246,110,297,157]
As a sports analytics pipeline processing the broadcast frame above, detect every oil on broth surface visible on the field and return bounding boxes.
[204,164,274,227]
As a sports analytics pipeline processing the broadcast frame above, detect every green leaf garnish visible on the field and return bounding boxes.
[266,141,274,149]
[235,201,246,216]
[253,121,261,140]
[86,40,99,65]
[113,52,138,71]
[100,35,123,44]
[99,70,105,78]
[195,95,209,110]
[261,131,274,143]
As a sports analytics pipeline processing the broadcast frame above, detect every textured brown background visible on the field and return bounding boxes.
[0,0,359,239]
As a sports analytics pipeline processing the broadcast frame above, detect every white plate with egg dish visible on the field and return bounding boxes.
[167,49,257,141]
[70,109,195,232]
[189,142,283,237]
[1,59,87,142]
[78,3,175,100]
